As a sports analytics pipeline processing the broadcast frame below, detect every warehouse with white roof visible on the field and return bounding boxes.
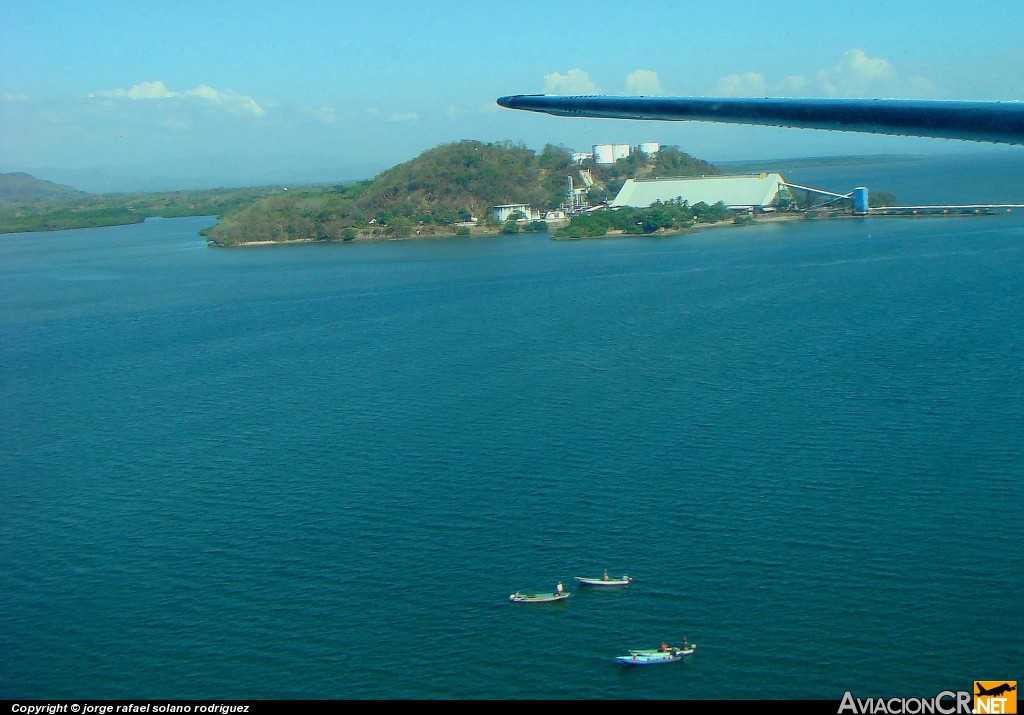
[610,173,792,213]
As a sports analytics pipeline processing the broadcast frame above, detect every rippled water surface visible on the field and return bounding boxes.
[2,155,1022,699]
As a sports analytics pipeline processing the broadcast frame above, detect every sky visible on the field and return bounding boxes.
[3,0,1024,191]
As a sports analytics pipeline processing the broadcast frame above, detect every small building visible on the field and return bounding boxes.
[572,152,592,164]
[610,173,792,213]
[493,204,540,223]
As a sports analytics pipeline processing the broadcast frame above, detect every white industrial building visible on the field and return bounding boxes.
[493,204,540,223]
[610,173,791,213]
[591,142,660,165]
[593,144,615,165]
[592,143,635,164]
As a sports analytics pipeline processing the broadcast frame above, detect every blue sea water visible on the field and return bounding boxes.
[1,153,1022,700]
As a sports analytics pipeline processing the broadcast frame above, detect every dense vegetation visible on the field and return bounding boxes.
[555,199,736,239]
[206,141,584,244]
[0,174,281,234]
[868,191,899,208]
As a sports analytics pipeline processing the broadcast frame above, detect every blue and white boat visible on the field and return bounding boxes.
[616,644,696,665]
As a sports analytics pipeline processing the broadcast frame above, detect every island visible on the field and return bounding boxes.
[2,141,902,243]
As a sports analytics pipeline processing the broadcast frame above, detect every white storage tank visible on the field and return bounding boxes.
[613,144,631,161]
[593,144,615,164]
[639,142,660,155]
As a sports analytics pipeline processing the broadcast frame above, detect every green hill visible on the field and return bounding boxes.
[207,140,721,245]
[354,140,575,219]
[0,172,84,201]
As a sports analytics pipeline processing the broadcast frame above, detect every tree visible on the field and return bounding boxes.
[539,144,572,170]
[868,191,898,208]
[386,216,412,237]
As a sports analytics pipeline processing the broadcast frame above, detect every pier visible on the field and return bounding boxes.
[778,180,1024,217]
[865,204,1024,216]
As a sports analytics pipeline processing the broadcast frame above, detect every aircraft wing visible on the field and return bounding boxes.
[496,95,1024,145]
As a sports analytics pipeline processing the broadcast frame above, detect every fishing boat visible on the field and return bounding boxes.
[509,591,570,603]
[615,644,696,666]
[575,573,632,586]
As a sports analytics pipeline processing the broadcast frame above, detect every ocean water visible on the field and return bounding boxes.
[1,153,1022,700]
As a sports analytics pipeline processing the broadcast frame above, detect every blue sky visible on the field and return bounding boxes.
[3,0,1024,191]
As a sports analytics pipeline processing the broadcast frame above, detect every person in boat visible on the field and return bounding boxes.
[604,569,609,581]
[556,581,564,595]
[683,637,689,650]
[661,642,669,652]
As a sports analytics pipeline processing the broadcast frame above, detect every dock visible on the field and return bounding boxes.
[864,204,1024,216]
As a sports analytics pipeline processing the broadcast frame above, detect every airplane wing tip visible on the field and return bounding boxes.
[497,94,542,108]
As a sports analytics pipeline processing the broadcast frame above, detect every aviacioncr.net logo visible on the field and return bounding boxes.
[838,690,972,714]
[974,682,1017,714]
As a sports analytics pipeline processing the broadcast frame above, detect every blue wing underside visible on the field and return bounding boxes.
[496,95,1024,145]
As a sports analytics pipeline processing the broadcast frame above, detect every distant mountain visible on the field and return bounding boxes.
[0,172,85,201]
[18,154,388,193]
[715,154,927,172]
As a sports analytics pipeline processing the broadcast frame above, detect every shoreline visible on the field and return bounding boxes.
[211,209,1001,247]
[216,214,806,247]
[548,212,805,241]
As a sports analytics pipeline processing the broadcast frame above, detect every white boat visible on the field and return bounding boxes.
[575,573,632,586]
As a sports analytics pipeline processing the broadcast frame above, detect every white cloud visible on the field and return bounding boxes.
[390,112,419,122]
[184,85,265,116]
[714,72,767,97]
[184,85,220,101]
[775,75,813,96]
[130,80,176,99]
[303,106,338,124]
[817,49,895,97]
[711,50,937,99]
[625,69,663,96]
[817,49,935,98]
[543,69,599,94]
[446,105,462,120]
[2,93,28,102]
[92,80,174,100]
[89,80,265,117]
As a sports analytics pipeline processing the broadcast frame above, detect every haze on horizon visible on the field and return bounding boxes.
[2,0,1024,192]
